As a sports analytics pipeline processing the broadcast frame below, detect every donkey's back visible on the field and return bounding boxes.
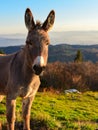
[0,54,15,94]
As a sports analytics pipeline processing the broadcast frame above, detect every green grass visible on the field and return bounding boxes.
[0,91,98,130]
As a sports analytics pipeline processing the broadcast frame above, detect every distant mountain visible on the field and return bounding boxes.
[48,44,98,62]
[1,31,98,46]
[0,37,25,47]
[0,44,98,63]
[0,45,22,54]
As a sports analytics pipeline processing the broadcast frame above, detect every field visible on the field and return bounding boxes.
[0,91,98,130]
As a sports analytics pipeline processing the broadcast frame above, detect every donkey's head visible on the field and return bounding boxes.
[25,8,55,75]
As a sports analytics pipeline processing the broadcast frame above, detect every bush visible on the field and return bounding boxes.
[40,61,98,92]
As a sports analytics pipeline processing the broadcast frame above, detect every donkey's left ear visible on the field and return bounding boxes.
[42,10,55,31]
[25,8,35,30]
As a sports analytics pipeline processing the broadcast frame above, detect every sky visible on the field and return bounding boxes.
[0,0,98,34]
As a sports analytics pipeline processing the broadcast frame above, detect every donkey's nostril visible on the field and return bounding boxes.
[33,65,45,75]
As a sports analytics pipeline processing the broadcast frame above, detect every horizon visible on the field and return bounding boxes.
[0,1,98,46]
[0,31,98,47]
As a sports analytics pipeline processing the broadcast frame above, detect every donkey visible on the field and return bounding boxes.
[0,8,55,130]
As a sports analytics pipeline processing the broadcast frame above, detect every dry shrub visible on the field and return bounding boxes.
[40,61,98,92]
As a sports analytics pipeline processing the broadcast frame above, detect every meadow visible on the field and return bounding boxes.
[0,91,98,130]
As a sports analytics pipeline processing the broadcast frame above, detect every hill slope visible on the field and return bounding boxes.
[0,44,98,62]
[48,44,98,62]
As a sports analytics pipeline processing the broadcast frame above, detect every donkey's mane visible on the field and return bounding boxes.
[35,20,42,28]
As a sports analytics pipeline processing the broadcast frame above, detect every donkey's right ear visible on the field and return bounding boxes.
[25,8,35,30]
[42,10,55,31]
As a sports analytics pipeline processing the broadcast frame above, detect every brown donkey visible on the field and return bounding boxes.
[0,8,55,130]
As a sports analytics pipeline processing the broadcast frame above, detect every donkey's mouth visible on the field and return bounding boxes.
[33,65,45,75]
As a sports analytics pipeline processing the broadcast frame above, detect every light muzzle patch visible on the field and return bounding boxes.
[33,56,45,67]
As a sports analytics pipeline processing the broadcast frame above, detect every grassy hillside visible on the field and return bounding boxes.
[0,91,98,130]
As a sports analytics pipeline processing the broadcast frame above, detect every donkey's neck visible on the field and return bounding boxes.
[17,47,36,83]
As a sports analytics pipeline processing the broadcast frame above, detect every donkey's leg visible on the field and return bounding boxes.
[22,96,34,130]
[6,96,16,130]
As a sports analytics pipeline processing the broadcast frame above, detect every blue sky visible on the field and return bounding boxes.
[0,0,98,34]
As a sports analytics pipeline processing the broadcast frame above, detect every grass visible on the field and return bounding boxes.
[0,91,98,130]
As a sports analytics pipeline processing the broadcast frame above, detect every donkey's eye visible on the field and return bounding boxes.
[46,42,49,45]
[26,40,33,45]
[29,42,32,45]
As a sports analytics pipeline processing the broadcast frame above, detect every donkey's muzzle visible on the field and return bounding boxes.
[33,65,46,75]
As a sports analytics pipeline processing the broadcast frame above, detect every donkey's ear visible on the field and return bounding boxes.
[25,8,35,30]
[42,10,55,31]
